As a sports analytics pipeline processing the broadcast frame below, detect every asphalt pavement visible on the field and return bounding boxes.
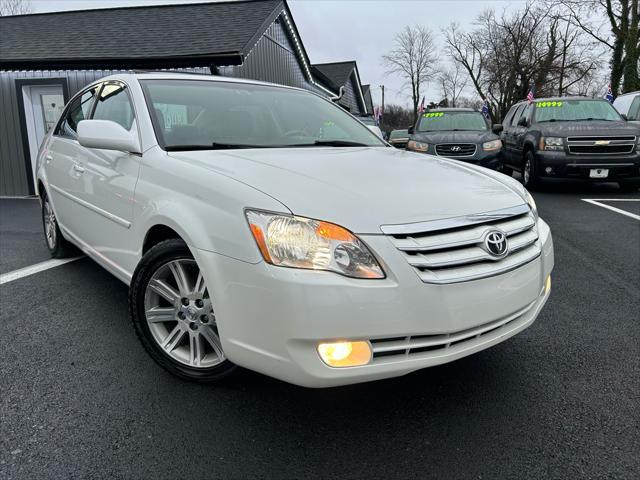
[1,182,639,479]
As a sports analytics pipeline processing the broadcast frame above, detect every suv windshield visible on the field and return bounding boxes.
[416,111,488,132]
[534,99,622,122]
[140,79,385,150]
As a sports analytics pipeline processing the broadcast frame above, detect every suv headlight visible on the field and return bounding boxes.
[407,140,429,152]
[524,191,538,221]
[540,136,564,151]
[482,139,502,151]
[245,210,385,279]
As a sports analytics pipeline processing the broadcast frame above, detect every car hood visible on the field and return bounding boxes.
[411,130,497,144]
[169,147,526,234]
[536,120,640,136]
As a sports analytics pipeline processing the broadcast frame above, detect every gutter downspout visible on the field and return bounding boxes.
[330,86,345,103]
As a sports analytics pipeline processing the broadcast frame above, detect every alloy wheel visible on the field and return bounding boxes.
[143,259,224,368]
[43,199,57,249]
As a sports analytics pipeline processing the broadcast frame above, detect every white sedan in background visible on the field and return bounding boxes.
[37,73,553,387]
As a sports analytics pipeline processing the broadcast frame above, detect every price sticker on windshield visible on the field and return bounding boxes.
[536,101,563,108]
[423,112,445,118]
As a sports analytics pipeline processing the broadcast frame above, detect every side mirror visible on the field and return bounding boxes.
[492,124,503,134]
[621,113,628,121]
[77,119,141,154]
[408,126,415,135]
[517,117,528,127]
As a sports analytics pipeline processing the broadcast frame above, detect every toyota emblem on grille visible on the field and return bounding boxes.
[451,146,462,152]
[483,230,508,258]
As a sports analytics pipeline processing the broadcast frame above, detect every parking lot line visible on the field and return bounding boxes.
[0,257,82,285]
[581,199,640,221]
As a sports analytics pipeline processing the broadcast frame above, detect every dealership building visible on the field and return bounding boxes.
[0,0,370,196]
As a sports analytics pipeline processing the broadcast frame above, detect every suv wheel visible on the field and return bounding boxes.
[41,191,73,258]
[522,151,538,189]
[618,181,640,192]
[129,239,236,383]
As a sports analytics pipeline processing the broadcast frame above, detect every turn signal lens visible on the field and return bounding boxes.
[545,275,551,295]
[317,341,372,367]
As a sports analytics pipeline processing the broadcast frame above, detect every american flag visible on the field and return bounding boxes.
[605,84,614,103]
[526,86,535,103]
[418,96,426,114]
[481,99,490,120]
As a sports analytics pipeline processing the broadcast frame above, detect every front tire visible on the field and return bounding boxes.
[129,239,236,383]
[41,191,73,258]
[521,150,538,189]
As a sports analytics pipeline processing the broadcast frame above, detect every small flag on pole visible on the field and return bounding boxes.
[526,86,535,103]
[481,98,490,120]
[418,96,426,114]
[604,84,614,103]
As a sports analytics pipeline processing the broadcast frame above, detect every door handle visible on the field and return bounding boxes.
[73,163,85,173]
[45,155,53,164]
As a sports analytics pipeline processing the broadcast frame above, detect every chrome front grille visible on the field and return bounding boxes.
[382,204,540,284]
[370,300,535,360]
[567,135,636,155]
[435,143,477,157]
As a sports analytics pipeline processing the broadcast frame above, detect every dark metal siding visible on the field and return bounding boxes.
[219,17,329,97]
[0,68,208,196]
[338,74,364,115]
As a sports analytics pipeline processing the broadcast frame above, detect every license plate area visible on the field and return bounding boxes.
[589,168,609,178]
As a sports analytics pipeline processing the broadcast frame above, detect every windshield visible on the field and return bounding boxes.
[416,111,488,132]
[534,99,622,122]
[140,79,385,150]
[389,130,409,139]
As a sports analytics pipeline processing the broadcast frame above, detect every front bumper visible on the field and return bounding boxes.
[192,219,554,388]
[535,150,640,181]
[415,146,503,169]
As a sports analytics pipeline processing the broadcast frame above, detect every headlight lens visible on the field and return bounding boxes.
[482,139,503,151]
[524,190,538,220]
[407,140,429,152]
[540,136,564,151]
[245,210,385,279]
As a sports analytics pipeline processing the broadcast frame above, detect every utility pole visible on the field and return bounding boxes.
[378,84,385,128]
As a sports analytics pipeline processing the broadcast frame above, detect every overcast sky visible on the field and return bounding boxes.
[29,0,526,107]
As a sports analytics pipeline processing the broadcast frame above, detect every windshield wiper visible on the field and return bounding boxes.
[165,142,266,151]
[285,140,371,147]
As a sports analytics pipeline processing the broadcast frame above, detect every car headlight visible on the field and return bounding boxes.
[407,140,429,152]
[540,136,564,151]
[524,190,538,220]
[245,210,385,279]
[482,139,502,151]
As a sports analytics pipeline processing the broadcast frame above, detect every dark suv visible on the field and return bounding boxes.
[501,97,640,190]
[407,108,504,169]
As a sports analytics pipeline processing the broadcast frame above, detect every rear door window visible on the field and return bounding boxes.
[92,83,135,130]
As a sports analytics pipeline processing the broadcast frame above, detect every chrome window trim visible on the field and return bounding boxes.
[380,203,530,235]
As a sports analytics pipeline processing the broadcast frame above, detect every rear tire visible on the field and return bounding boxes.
[521,150,539,189]
[41,191,73,258]
[129,239,236,383]
[618,181,640,192]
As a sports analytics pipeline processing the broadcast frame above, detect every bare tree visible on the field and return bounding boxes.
[547,0,640,93]
[445,2,599,121]
[439,63,468,107]
[382,25,438,121]
[0,0,33,16]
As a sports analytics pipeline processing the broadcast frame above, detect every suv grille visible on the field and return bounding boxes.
[435,143,476,157]
[567,135,636,155]
[382,205,540,284]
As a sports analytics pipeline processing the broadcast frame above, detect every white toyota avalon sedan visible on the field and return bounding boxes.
[37,73,553,387]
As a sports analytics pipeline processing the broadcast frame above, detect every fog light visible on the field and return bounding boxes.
[317,341,372,367]
[545,167,553,174]
[544,275,551,295]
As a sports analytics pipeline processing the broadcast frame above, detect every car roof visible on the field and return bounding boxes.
[615,91,640,98]
[427,107,476,112]
[95,71,305,92]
